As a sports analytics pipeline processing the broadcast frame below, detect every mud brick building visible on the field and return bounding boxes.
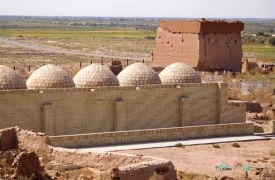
[150,20,244,72]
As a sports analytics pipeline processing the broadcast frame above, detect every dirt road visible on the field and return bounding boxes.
[0,38,150,61]
[118,140,275,179]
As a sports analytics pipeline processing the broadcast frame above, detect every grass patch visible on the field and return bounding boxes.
[0,29,156,39]
[175,143,184,148]
[231,142,241,148]
[243,45,275,62]
[212,144,220,148]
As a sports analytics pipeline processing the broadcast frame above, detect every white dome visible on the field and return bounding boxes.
[0,65,27,90]
[26,64,75,89]
[159,62,201,84]
[73,64,119,87]
[117,63,161,86]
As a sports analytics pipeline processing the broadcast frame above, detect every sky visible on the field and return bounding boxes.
[0,0,274,19]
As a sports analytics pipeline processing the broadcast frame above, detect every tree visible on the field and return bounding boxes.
[257,32,265,36]
[258,39,265,44]
[269,37,275,46]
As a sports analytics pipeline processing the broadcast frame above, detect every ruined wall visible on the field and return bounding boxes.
[0,83,245,136]
[13,152,42,178]
[0,127,178,180]
[158,20,244,33]
[151,20,244,72]
[50,123,254,148]
[198,33,242,71]
[0,127,17,151]
[151,28,200,68]
[49,148,178,180]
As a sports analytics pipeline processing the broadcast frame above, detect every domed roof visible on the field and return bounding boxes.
[0,65,27,90]
[73,64,119,87]
[117,63,161,86]
[159,62,201,84]
[26,64,75,89]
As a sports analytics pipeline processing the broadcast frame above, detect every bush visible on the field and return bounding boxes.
[258,39,265,44]
[231,142,240,147]
[269,37,275,46]
[212,144,220,148]
[175,143,184,147]
[144,36,155,40]
[257,32,265,36]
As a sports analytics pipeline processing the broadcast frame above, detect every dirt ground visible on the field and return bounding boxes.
[118,139,275,180]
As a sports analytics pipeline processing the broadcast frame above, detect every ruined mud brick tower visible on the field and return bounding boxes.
[150,20,244,72]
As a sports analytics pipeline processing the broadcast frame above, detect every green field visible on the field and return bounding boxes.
[1,16,275,68]
[242,45,275,62]
[0,28,156,39]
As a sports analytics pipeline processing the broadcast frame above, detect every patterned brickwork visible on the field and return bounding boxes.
[0,83,246,136]
[159,62,201,84]
[0,65,26,90]
[50,123,254,148]
[26,64,75,89]
[73,64,119,87]
[117,63,161,86]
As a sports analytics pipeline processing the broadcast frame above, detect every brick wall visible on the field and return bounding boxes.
[50,123,254,148]
[0,83,246,136]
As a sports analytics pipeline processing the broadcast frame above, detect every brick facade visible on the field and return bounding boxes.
[0,83,245,136]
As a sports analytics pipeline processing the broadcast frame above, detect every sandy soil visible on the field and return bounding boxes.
[118,139,275,179]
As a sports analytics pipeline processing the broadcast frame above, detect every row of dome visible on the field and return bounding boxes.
[0,62,201,90]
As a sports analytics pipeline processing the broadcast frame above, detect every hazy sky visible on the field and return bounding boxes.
[0,0,274,19]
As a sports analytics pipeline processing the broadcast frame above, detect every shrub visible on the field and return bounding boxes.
[231,142,240,147]
[175,143,184,147]
[258,39,265,44]
[144,36,155,40]
[212,144,220,148]
[257,32,265,36]
[269,37,275,46]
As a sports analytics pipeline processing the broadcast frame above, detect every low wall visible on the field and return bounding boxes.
[254,120,275,133]
[50,123,254,148]
[49,147,177,180]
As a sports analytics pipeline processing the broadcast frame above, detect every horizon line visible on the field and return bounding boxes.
[0,15,275,20]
